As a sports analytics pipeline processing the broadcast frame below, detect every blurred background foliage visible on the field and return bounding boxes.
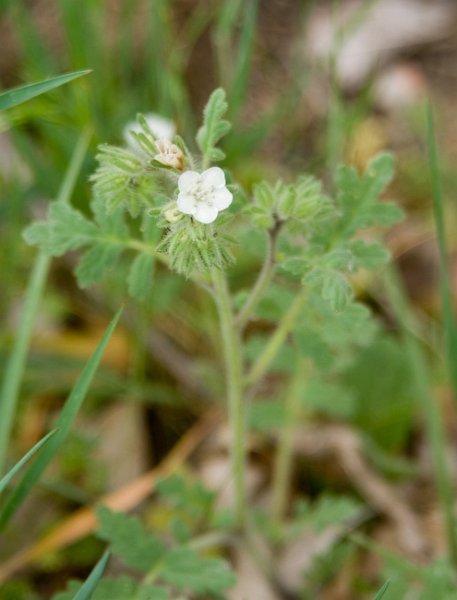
[1,0,457,598]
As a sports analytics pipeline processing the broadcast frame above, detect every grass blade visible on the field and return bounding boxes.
[73,550,110,600]
[0,430,57,495]
[0,70,92,111]
[373,580,390,599]
[426,102,457,407]
[0,132,91,474]
[383,266,457,566]
[0,308,123,530]
[228,0,258,119]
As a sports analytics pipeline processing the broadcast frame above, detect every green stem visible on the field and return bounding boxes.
[0,131,89,475]
[271,364,304,524]
[235,224,280,331]
[211,268,246,526]
[246,291,306,388]
[384,266,457,567]
[0,251,50,474]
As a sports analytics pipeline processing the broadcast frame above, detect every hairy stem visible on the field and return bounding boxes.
[211,268,246,526]
[246,291,306,388]
[235,222,281,331]
[271,365,304,524]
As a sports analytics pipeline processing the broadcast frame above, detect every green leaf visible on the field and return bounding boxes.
[344,336,415,451]
[127,253,155,301]
[136,586,172,600]
[0,70,91,111]
[96,506,164,572]
[373,580,390,600]
[0,429,57,495]
[196,88,231,165]
[0,308,122,530]
[296,494,362,533]
[52,576,137,600]
[76,242,123,288]
[335,152,402,236]
[25,196,130,289]
[322,271,352,312]
[24,202,98,256]
[346,239,391,270]
[73,551,110,600]
[161,548,236,595]
[90,144,158,216]
[303,380,355,419]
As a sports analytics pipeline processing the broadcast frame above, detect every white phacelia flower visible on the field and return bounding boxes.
[176,167,233,224]
[123,113,176,154]
[154,138,184,170]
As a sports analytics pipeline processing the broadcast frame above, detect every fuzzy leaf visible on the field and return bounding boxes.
[161,548,236,595]
[76,242,123,288]
[196,88,231,164]
[321,271,353,312]
[96,507,164,572]
[24,202,98,255]
[127,253,155,301]
[346,239,391,270]
[52,576,137,600]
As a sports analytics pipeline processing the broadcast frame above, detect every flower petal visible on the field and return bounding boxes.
[201,166,225,188]
[177,193,197,214]
[178,171,200,192]
[212,187,233,210]
[194,204,219,224]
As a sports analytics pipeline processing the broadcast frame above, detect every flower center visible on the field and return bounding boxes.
[193,183,214,206]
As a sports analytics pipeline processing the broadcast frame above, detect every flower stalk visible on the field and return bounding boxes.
[211,268,247,527]
[235,221,282,331]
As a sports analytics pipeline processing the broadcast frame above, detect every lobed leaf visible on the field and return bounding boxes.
[96,506,164,572]
[196,88,231,165]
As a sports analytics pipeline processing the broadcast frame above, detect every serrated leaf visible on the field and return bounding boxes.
[96,507,164,572]
[347,239,391,269]
[196,88,231,165]
[353,202,405,229]
[52,576,137,600]
[136,585,172,600]
[161,548,236,594]
[127,253,155,300]
[25,196,130,289]
[76,243,123,288]
[322,271,352,312]
[24,202,98,256]
[297,494,362,533]
[335,152,401,237]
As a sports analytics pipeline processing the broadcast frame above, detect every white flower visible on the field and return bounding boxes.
[154,138,183,170]
[176,167,233,224]
[123,113,176,156]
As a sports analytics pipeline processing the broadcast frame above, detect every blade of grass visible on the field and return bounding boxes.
[0,307,123,530]
[426,102,457,408]
[0,430,57,495]
[227,0,258,119]
[73,550,110,600]
[383,266,457,566]
[373,580,390,600]
[213,0,244,88]
[0,70,92,111]
[0,131,91,475]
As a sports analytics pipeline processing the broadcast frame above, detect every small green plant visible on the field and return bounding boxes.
[22,86,406,596]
